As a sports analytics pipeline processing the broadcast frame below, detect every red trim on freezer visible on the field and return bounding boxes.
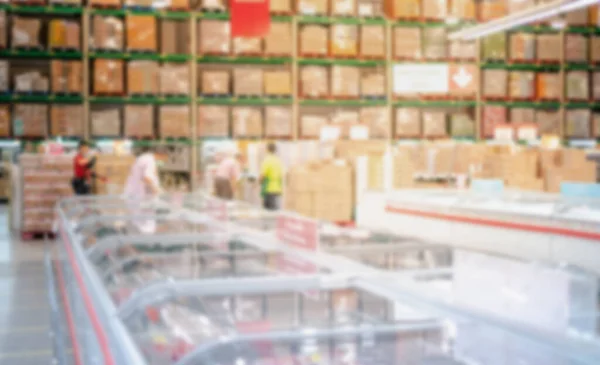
[55,260,83,365]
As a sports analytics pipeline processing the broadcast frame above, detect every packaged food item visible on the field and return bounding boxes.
[270,0,292,13]
[232,107,263,137]
[48,20,81,50]
[264,22,292,55]
[198,20,230,54]
[395,108,421,137]
[387,0,420,18]
[566,71,589,100]
[127,61,159,95]
[91,107,120,136]
[537,34,561,63]
[360,68,385,97]
[330,25,358,57]
[450,112,475,137]
[160,63,190,95]
[393,27,421,59]
[0,11,7,49]
[265,106,292,137]
[360,25,385,58]
[300,25,328,56]
[566,109,591,138]
[124,105,154,137]
[297,0,328,14]
[14,69,49,93]
[566,8,589,26]
[0,105,9,137]
[12,17,41,48]
[535,109,561,135]
[198,105,229,137]
[422,28,447,60]
[300,114,327,137]
[161,20,190,54]
[507,0,534,12]
[159,106,190,137]
[233,67,263,96]
[593,72,600,100]
[233,37,262,55]
[537,73,560,99]
[331,66,360,98]
[483,69,508,98]
[449,64,477,97]
[264,70,292,96]
[510,108,534,124]
[332,0,355,15]
[591,36,600,63]
[479,0,506,20]
[200,70,230,95]
[50,105,83,137]
[509,71,534,99]
[423,0,447,19]
[449,40,476,60]
[126,15,157,51]
[0,61,7,92]
[91,16,123,50]
[482,32,506,60]
[50,60,82,94]
[565,34,588,62]
[449,0,475,19]
[93,59,124,94]
[301,66,328,97]
[482,105,507,137]
[422,110,447,136]
[509,33,535,61]
[360,107,389,138]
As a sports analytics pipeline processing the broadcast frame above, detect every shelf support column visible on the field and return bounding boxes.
[82,8,90,140]
[291,17,299,141]
[190,16,198,191]
[386,20,393,144]
[475,38,481,141]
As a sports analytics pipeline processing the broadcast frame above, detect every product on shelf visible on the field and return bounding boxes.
[124,104,154,137]
[509,71,534,100]
[331,0,355,15]
[91,16,124,50]
[535,109,561,135]
[591,36,600,63]
[14,70,49,93]
[507,0,534,12]
[566,8,589,26]
[0,61,7,92]
[161,20,190,54]
[566,71,590,100]
[90,0,121,8]
[393,27,421,59]
[13,104,48,137]
[331,109,359,138]
[126,15,157,51]
[450,111,475,137]
[12,17,41,49]
[199,0,226,11]
[200,69,230,95]
[360,68,385,97]
[593,72,600,100]
[91,107,121,136]
[510,107,534,124]
[509,33,535,61]
[264,22,292,55]
[537,34,561,63]
[301,66,329,97]
[387,0,420,18]
[265,106,292,137]
[449,40,476,60]
[297,0,328,14]
[233,67,263,96]
[0,11,6,49]
[271,0,292,13]
[233,37,261,55]
[197,105,229,137]
[93,59,124,94]
[0,105,10,137]
[94,154,135,195]
[198,20,230,55]
[264,70,291,96]
[48,19,80,50]
[395,107,421,137]
[357,0,384,16]
[423,0,447,19]
[422,28,447,60]
[449,0,475,18]
[232,106,263,138]
[479,0,506,20]
[359,25,385,58]
[566,109,591,138]
[160,63,190,95]
[300,113,327,137]
[449,64,477,97]
[50,105,83,136]
[300,25,328,56]
[160,105,190,137]
[331,66,360,98]
[128,61,159,95]
[330,24,358,57]
[360,107,388,138]
[422,110,447,137]
[565,34,588,62]
[537,72,560,100]
[483,69,508,98]
[482,105,507,137]
[482,33,507,60]
[51,60,82,94]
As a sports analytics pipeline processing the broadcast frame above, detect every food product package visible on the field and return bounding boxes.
[537,34,561,62]
[265,106,292,137]
[388,0,420,18]
[360,68,385,97]
[270,0,292,13]
[423,0,447,19]
[232,107,263,137]
[0,61,7,92]
[510,108,535,124]
[593,72,600,100]
[159,106,190,137]
[161,20,190,54]
[422,110,447,137]
[483,69,508,98]
[566,8,589,26]
[264,22,292,55]
[0,11,6,49]
[393,27,421,59]
[93,59,124,94]
[50,105,83,137]
[264,70,292,96]
[566,71,589,100]
[479,0,506,20]
[126,15,157,51]
[507,0,534,13]
[233,67,263,96]
[332,0,355,15]
[300,66,328,97]
[450,112,475,137]
[12,17,41,48]
[51,60,81,94]
[91,16,123,50]
[198,20,230,54]
[395,108,421,137]
[360,107,389,138]
[566,109,591,138]
[160,63,190,95]
[127,61,159,95]
[330,25,358,57]
[537,72,560,99]
[200,70,230,95]
[300,114,327,137]
[565,34,588,62]
[449,40,476,60]
[233,37,262,55]
[509,71,534,99]
[91,107,120,136]
[124,105,154,137]
[360,25,385,58]
[198,105,229,137]
[0,105,9,137]
[449,0,475,19]
[300,25,328,56]
[14,70,49,93]
[509,33,535,61]
[482,105,507,137]
[48,20,81,50]
[13,104,48,137]
[297,0,328,14]
[482,32,507,60]
[536,109,561,135]
[331,66,360,98]
[422,28,447,60]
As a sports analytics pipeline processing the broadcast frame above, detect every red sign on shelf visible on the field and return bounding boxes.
[230,0,270,37]
[276,213,319,251]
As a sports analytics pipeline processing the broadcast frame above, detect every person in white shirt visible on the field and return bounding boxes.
[213,147,243,200]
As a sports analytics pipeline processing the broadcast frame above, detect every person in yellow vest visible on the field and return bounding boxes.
[260,142,283,210]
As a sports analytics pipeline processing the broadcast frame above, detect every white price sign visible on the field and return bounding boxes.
[494,125,514,141]
[320,125,341,141]
[393,64,449,95]
[517,124,538,141]
[350,125,369,140]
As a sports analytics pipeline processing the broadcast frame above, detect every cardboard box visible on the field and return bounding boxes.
[95,154,135,195]
[423,0,448,19]
[233,37,262,55]
[13,104,48,137]
[198,20,230,54]
[50,105,83,137]
[0,61,6,92]
[566,109,591,138]
[566,71,589,100]
[48,19,80,50]
[93,59,124,94]
[509,33,535,61]
[92,16,123,50]
[591,36,600,63]
[271,0,292,13]
[91,107,120,136]
[331,110,359,138]
[14,70,49,93]
[0,11,6,49]
[300,66,328,97]
[565,34,588,62]
[264,70,291,96]
[331,24,358,57]
[233,68,263,96]
[360,107,389,138]
[482,105,507,137]
[126,15,157,51]
[483,69,508,98]
[264,22,292,55]
[537,73,560,100]
[298,0,327,14]
[265,106,292,137]
[159,106,190,137]
[160,63,190,95]
[198,105,229,137]
[479,0,506,20]
[449,64,477,97]
[161,20,189,54]
[360,68,385,97]
[510,108,535,124]
[124,105,154,137]
[450,112,475,137]
[422,110,447,137]
[449,40,476,60]
[0,105,10,137]
[12,17,41,48]
[450,0,475,18]
[394,27,421,59]
[332,0,355,15]
[200,70,230,95]
[300,25,327,56]
[395,108,421,137]
[232,107,263,137]
[422,28,447,60]
[386,0,420,18]
[301,114,327,137]
[200,0,226,11]
[51,60,82,94]
[90,0,121,8]
[536,110,561,135]
[127,61,159,95]
[331,66,359,98]
[509,71,534,99]
[567,8,589,26]
[360,25,385,58]
[482,33,507,60]
[537,34,561,62]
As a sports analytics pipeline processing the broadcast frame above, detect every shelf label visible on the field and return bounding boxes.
[350,125,369,140]
[276,212,319,251]
[517,124,538,142]
[320,125,340,142]
[541,134,561,149]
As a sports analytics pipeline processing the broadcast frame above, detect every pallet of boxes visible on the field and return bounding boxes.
[94,154,136,195]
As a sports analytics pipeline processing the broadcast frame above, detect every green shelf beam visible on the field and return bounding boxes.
[89,51,190,62]
[394,100,476,108]
[198,96,292,105]
[484,100,561,109]
[564,63,600,71]
[513,25,558,33]
[0,48,82,59]
[298,15,386,25]
[566,26,600,35]
[197,12,291,22]
[480,61,560,71]
[300,99,387,107]
[89,95,190,104]
[0,94,83,103]
[0,4,82,15]
[197,55,291,65]
[393,20,476,28]
[298,58,385,67]
[89,8,190,18]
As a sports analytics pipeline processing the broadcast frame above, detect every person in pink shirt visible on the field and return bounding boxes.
[214,149,243,200]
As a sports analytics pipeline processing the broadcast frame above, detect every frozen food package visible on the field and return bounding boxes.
[509,71,534,99]
[449,0,475,19]
[233,67,263,96]
[12,17,41,48]
[13,104,48,137]
[449,40,476,60]
[360,107,389,138]
[388,0,420,18]
[360,68,385,97]
[298,0,328,14]
[537,72,560,99]
[482,105,507,137]
[565,34,588,62]
[479,0,506,20]
[300,66,328,97]
[566,109,591,138]
[160,63,190,95]
[330,25,358,57]
[593,72,600,100]
[592,36,600,63]
[360,25,385,58]
[566,71,589,100]
[482,32,507,60]
[509,33,535,61]
[331,66,360,98]
[394,27,421,59]
[450,112,475,137]
[265,106,292,137]
[233,37,262,55]
[537,34,561,63]
[332,0,355,15]
[422,27,447,60]
[422,110,447,136]
[232,107,263,137]
[0,105,9,137]
[0,11,6,49]
[508,0,534,13]
[198,20,230,54]
[510,108,535,124]
[127,61,159,95]
[271,0,292,13]
[50,105,83,137]
[300,25,328,56]
[483,69,508,98]
[91,16,123,50]
[161,20,190,54]
[126,15,157,51]
[124,105,154,137]
[199,0,226,11]
[200,70,230,95]
[93,59,124,94]
[159,105,190,137]
[198,105,229,137]
[535,109,561,135]
[423,0,447,19]
[566,8,589,26]
[395,108,421,137]
[0,61,7,92]
[48,20,81,50]
[91,107,120,137]
[264,22,292,55]
[300,114,327,137]
[264,70,292,96]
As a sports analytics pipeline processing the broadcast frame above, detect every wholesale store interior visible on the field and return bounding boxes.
[2,0,600,364]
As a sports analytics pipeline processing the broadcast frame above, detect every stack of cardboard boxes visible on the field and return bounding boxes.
[94,154,136,195]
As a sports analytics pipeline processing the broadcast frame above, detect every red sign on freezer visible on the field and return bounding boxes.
[276,213,319,251]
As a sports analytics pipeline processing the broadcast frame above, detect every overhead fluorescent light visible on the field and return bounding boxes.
[448,0,598,41]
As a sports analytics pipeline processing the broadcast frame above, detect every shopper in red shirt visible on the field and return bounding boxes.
[72,141,96,195]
